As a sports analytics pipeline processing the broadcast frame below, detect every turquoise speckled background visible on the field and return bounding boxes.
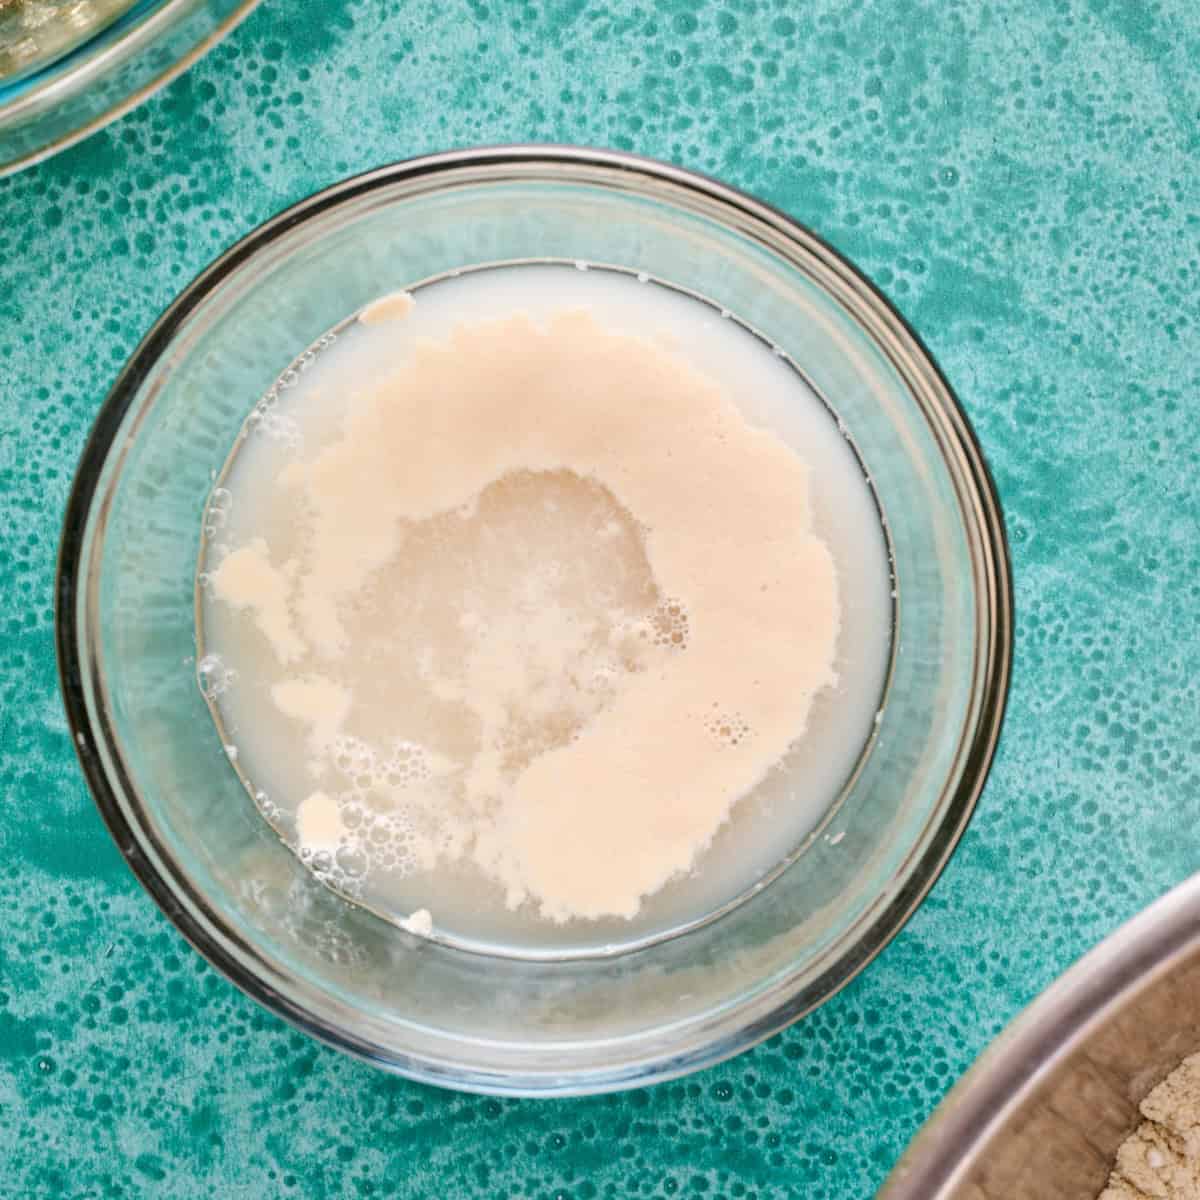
[2,1,1199,1196]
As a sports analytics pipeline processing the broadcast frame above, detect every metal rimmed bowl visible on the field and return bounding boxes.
[0,0,262,176]
[881,873,1200,1200]
[56,146,1012,1095]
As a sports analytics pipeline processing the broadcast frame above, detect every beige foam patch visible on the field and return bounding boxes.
[213,306,840,922]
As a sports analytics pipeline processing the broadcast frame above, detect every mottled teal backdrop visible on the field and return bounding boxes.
[2,0,1199,1196]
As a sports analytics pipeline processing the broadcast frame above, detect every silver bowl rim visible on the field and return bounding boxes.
[880,871,1200,1199]
[54,144,1013,1094]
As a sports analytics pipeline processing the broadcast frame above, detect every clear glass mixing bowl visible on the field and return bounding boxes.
[56,146,1012,1095]
[0,0,261,176]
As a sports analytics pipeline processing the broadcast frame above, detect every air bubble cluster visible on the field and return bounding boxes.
[706,705,752,747]
[196,654,237,698]
[203,486,233,537]
[287,734,452,900]
[649,597,690,649]
[244,385,301,447]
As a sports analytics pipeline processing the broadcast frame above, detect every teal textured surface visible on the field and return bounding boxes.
[2,1,1199,1196]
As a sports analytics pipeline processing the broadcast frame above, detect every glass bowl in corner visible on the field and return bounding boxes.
[0,0,261,176]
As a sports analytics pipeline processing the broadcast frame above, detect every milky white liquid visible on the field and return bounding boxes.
[197,264,893,957]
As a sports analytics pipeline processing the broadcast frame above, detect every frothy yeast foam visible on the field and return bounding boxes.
[209,303,840,922]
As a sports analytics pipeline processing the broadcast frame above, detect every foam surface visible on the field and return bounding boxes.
[199,265,892,944]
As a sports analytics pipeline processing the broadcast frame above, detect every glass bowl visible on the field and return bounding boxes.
[56,146,1012,1095]
[0,0,262,176]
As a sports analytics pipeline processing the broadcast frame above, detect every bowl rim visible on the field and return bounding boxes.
[55,144,1014,1094]
[0,0,263,178]
[879,873,1200,1200]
